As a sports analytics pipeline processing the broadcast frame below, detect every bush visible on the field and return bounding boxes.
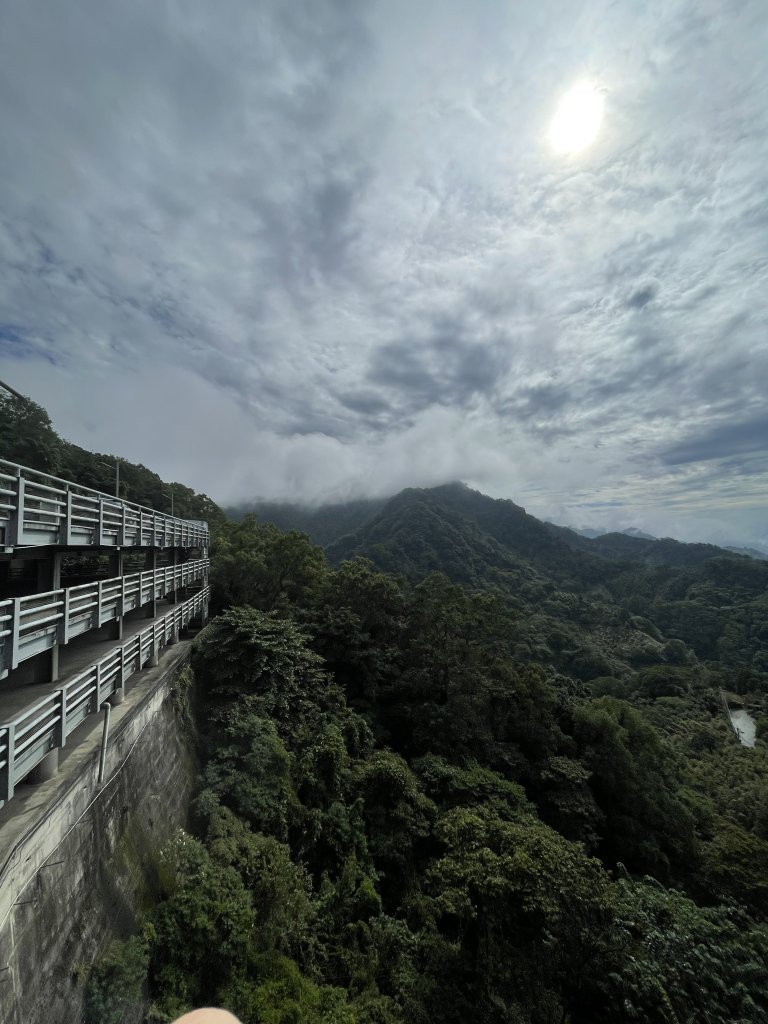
[84,936,148,1024]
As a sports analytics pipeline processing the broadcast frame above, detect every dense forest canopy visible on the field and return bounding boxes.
[3,392,768,1022]
[105,508,768,1022]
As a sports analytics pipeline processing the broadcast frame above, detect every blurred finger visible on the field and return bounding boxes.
[171,1010,242,1024]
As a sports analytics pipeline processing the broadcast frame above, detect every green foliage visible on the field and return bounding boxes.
[84,936,149,1024]
[0,393,63,472]
[73,485,768,1022]
[201,710,296,839]
[211,515,326,613]
[572,697,698,877]
[597,879,768,1023]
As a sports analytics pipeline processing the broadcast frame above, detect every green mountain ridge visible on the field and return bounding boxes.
[243,480,768,683]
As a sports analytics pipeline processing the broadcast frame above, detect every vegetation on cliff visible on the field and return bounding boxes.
[91,515,768,1023]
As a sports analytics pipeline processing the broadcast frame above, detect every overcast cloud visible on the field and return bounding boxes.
[0,0,766,547]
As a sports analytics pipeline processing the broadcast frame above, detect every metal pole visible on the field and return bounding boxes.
[115,458,120,498]
[97,702,111,784]
[162,488,174,517]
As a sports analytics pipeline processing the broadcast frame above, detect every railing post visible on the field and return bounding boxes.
[96,580,103,629]
[65,487,73,545]
[98,498,104,545]
[7,469,24,546]
[54,688,67,746]
[59,587,70,646]
[94,663,102,711]
[0,723,16,803]
[9,598,21,670]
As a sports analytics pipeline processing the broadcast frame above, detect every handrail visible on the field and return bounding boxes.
[0,457,209,549]
[0,584,209,806]
[0,559,209,678]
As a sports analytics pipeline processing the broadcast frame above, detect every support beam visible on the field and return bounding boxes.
[106,549,124,640]
[144,548,158,618]
[32,552,63,683]
[36,550,62,592]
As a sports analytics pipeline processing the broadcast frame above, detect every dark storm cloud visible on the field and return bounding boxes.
[661,416,768,466]
[336,390,392,416]
[627,284,657,309]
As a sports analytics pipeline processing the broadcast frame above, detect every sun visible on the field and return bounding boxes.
[549,82,604,154]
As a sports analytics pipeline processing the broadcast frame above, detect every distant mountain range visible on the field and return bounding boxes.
[228,481,768,678]
[573,526,656,542]
[228,482,767,572]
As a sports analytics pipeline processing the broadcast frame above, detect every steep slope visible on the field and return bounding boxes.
[325,482,608,589]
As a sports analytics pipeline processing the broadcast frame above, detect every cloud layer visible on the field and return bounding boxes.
[0,0,766,547]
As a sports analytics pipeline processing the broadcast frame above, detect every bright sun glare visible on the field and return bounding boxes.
[549,82,604,154]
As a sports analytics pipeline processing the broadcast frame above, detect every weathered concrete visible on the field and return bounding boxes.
[0,641,197,1024]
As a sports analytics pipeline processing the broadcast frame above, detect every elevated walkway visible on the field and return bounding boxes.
[0,558,208,679]
[0,457,208,551]
[0,458,209,811]
[0,585,208,806]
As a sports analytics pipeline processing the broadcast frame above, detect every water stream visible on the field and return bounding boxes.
[729,707,757,748]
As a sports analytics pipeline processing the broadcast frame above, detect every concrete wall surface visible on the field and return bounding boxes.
[0,643,197,1024]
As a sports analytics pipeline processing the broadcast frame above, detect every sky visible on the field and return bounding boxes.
[0,0,766,548]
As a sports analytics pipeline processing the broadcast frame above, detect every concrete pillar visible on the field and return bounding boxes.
[148,646,160,668]
[36,550,62,592]
[49,643,60,683]
[144,548,158,618]
[108,549,124,577]
[33,552,63,683]
[29,747,59,783]
[106,549,125,640]
[167,548,179,604]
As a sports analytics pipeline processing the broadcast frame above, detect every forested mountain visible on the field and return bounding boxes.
[247,480,753,571]
[5,392,768,1022]
[246,482,768,681]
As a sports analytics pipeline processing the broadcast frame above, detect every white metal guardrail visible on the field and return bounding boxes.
[0,458,209,550]
[0,584,209,806]
[0,559,209,679]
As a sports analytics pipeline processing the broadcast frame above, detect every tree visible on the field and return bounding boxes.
[572,697,698,878]
[0,393,62,473]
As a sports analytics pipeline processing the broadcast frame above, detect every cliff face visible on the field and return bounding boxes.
[0,646,196,1024]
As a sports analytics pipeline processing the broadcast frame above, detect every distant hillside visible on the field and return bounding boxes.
[326,482,607,587]
[727,545,768,561]
[573,526,656,541]
[227,496,385,547]
[546,521,744,568]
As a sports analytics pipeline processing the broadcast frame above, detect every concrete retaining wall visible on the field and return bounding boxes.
[0,643,197,1024]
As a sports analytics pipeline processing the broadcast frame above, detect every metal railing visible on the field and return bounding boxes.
[0,559,208,679]
[0,584,209,806]
[0,458,209,550]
